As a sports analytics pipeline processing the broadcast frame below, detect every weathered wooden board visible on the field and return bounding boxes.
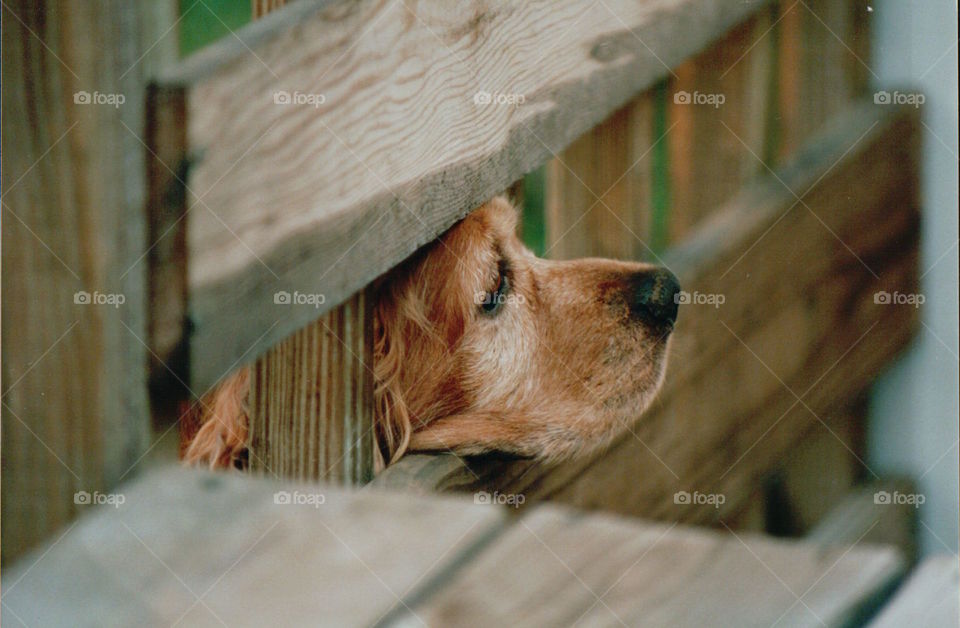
[777,0,866,161]
[810,479,919,562]
[1,466,505,627]
[1,0,177,562]
[544,94,655,260]
[248,288,375,484]
[152,0,772,391]
[5,466,907,628]
[869,555,960,628]
[394,506,905,627]
[240,0,377,488]
[375,100,921,526]
[667,8,776,242]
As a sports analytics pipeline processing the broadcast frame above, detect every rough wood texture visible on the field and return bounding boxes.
[241,0,376,490]
[1,466,505,626]
[869,555,960,628]
[5,465,905,627]
[397,506,904,627]
[1,0,176,562]
[153,0,770,391]
[544,94,654,260]
[375,100,921,526]
[810,479,919,563]
[248,289,375,484]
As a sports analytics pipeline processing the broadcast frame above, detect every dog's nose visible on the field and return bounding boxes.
[630,268,681,327]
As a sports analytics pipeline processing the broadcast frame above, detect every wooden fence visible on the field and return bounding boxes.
[2,0,920,562]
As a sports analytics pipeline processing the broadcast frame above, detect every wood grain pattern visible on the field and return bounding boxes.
[248,289,375,484]
[1,466,505,626]
[1,0,176,562]
[4,465,907,628]
[397,506,904,627]
[375,100,921,527]
[153,0,769,391]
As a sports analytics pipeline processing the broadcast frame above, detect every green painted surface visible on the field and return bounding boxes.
[522,166,547,257]
[650,79,671,256]
[180,0,252,57]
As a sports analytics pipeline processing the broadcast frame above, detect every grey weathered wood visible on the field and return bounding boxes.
[1,466,505,627]
[375,100,921,526]
[869,555,960,628]
[1,0,177,562]
[248,289,375,484]
[810,479,919,562]
[152,0,770,391]
[393,506,905,627]
[5,465,908,628]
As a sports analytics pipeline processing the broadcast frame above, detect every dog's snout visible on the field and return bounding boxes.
[629,268,681,327]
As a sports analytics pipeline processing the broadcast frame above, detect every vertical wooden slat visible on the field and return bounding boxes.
[1,0,177,561]
[777,0,861,161]
[248,290,375,485]
[666,9,776,243]
[545,94,654,260]
[231,0,374,486]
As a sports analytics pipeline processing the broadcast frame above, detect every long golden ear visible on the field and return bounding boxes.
[181,368,250,469]
[372,290,412,472]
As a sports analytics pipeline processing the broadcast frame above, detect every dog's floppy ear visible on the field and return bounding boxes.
[372,285,413,471]
[181,368,250,469]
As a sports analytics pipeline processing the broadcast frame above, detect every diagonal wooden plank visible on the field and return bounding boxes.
[393,505,905,627]
[1,466,505,627]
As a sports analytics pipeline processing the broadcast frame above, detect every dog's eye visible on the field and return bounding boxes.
[480,270,509,315]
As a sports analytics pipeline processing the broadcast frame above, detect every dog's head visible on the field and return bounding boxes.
[375,196,679,466]
[183,197,679,471]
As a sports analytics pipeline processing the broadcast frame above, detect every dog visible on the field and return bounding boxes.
[182,196,680,472]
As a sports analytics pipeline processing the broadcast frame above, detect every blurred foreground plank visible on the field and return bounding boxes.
[869,555,960,628]
[5,466,906,628]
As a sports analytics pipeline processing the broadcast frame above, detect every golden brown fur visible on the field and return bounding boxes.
[182,197,677,471]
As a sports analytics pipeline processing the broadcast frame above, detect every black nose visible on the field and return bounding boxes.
[630,268,681,327]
